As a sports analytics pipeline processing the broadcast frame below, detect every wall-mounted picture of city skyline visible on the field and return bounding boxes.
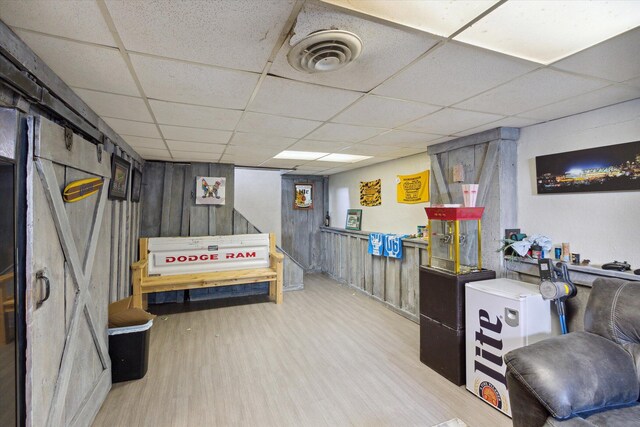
[536,141,640,194]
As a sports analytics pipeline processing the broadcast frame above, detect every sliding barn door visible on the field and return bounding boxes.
[25,117,112,427]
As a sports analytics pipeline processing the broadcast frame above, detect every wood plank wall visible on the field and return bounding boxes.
[320,227,428,323]
[139,161,304,299]
[281,175,326,272]
[140,161,235,239]
[428,128,519,274]
[109,148,141,302]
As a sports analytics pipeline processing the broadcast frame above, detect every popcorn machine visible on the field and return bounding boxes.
[424,207,485,274]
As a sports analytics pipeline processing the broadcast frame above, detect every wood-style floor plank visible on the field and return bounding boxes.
[93,273,511,427]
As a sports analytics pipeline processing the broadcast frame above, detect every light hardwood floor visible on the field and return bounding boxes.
[93,274,511,427]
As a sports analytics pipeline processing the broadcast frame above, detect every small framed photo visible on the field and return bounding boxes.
[108,155,131,200]
[294,182,313,209]
[345,209,362,231]
[130,168,142,202]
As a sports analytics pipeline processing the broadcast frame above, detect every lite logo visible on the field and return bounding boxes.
[474,309,506,388]
[165,252,257,263]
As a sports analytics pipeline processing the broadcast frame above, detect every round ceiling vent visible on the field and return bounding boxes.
[287,30,363,73]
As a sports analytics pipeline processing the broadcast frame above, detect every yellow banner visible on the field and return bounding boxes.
[360,179,381,206]
[397,170,429,204]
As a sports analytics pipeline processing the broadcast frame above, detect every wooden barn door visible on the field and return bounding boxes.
[25,117,112,427]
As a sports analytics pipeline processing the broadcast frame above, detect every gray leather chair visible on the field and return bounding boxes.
[504,278,640,426]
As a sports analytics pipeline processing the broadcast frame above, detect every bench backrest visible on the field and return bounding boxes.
[147,233,270,276]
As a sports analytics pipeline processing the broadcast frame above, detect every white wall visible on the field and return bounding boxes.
[234,168,282,244]
[517,99,640,267]
[328,153,430,234]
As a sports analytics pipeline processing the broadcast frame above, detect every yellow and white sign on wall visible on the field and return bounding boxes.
[360,179,382,207]
[397,170,430,204]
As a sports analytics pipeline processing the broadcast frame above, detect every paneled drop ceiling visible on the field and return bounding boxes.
[1,0,639,175]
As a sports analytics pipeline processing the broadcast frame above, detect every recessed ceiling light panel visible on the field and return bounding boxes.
[287,29,363,73]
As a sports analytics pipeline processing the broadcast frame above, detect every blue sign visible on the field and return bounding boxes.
[384,234,403,259]
[368,233,385,256]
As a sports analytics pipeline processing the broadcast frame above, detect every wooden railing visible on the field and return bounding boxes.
[320,227,428,323]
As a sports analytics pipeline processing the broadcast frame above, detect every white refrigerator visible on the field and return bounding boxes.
[465,278,554,417]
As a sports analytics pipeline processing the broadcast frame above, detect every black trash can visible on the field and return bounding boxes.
[108,319,153,383]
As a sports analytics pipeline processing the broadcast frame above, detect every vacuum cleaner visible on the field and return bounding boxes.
[537,258,577,334]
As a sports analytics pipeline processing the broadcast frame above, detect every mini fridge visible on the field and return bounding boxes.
[465,279,554,417]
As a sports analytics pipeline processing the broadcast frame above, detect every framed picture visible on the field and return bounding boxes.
[345,209,362,231]
[195,176,226,205]
[130,168,142,202]
[108,155,131,200]
[294,183,313,209]
[535,140,640,194]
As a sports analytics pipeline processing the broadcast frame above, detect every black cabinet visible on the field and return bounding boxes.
[419,266,495,385]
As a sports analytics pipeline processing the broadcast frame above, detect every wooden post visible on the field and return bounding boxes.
[276,255,284,304]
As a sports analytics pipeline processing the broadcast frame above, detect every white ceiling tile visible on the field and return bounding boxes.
[72,88,152,122]
[624,77,640,89]
[383,147,427,157]
[454,1,640,64]
[170,151,222,162]
[338,144,400,156]
[0,1,115,46]
[259,159,306,169]
[103,117,161,138]
[454,69,610,116]
[149,100,241,131]
[318,166,353,175]
[166,140,227,154]
[359,130,443,148]
[294,161,336,170]
[551,28,640,83]
[159,125,232,144]
[306,123,387,142]
[130,54,259,109]
[15,30,139,96]
[230,132,297,149]
[290,140,352,152]
[219,154,271,166]
[321,0,499,38]
[225,145,281,157]
[237,112,322,138]
[122,135,165,149]
[455,116,540,136]
[373,42,539,106]
[269,0,441,92]
[519,85,640,121]
[332,95,440,128]
[399,108,504,135]
[135,147,173,160]
[248,76,362,121]
[105,0,295,72]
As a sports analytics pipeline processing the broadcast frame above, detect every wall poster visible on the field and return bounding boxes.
[536,141,640,194]
[294,182,313,209]
[196,176,226,205]
[360,179,381,206]
[397,169,430,204]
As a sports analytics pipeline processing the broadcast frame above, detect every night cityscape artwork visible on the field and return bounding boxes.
[536,141,640,194]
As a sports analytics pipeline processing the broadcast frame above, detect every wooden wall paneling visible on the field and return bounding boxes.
[207,163,218,235]
[338,234,347,282]
[117,152,128,300]
[400,246,419,316]
[385,257,401,307]
[140,162,164,238]
[189,163,209,237]
[167,164,185,237]
[160,162,173,237]
[372,255,385,300]
[363,247,373,294]
[216,163,234,236]
[348,236,360,289]
[430,152,450,205]
[446,145,475,204]
[233,210,248,234]
[180,164,192,236]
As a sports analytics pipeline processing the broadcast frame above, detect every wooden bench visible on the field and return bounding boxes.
[131,233,283,309]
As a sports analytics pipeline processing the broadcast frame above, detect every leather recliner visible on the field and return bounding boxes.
[504,278,640,426]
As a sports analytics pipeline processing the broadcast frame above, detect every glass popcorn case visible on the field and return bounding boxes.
[424,207,484,274]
